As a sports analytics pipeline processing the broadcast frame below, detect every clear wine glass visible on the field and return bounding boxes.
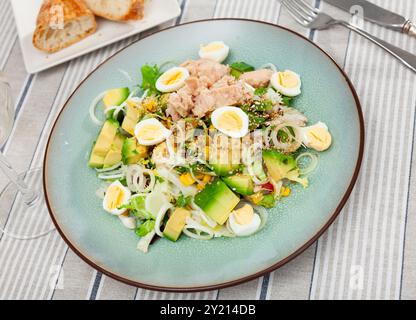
[0,72,55,240]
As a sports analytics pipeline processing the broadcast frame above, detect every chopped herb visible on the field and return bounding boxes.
[190,163,213,175]
[277,129,289,142]
[175,166,190,174]
[230,61,255,79]
[281,95,293,106]
[254,87,268,96]
[176,194,192,208]
[155,175,164,183]
[135,220,155,237]
[252,100,273,112]
[120,196,154,220]
[241,100,273,130]
[156,94,169,115]
[230,69,242,79]
[277,126,295,143]
[247,113,266,130]
[146,160,156,170]
[230,61,255,72]
[140,64,161,95]
[258,194,276,208]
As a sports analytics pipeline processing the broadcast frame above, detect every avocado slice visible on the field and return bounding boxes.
[103,133,125,168]
[122,137,148,165]
[222,174,254,196]
[210,151,240,177]
[262,149,308,187]
[88,153,106,169]
[163,208,191,242]
[121,117,136,136]
[211,163,240,177]
[122,103,144,136]
[258,194,276,208]
[194,178,240,225]
[209,135,241,176]
[88,120,119,168]
[103,87,130,107]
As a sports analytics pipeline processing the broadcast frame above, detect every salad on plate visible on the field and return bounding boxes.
[88,41,333,253]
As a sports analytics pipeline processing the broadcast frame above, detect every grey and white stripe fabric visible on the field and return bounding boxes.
[0,0,16,70]
[0,0,415,300]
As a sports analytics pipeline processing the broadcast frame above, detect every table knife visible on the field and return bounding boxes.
[323,0,416,37]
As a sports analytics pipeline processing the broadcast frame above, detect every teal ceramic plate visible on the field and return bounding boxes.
[44,19,364,291]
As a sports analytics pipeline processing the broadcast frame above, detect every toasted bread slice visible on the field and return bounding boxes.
[32,0,97,54]
[83,0,145,21]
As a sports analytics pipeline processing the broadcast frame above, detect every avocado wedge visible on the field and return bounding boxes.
[103,87,130,107]
[194,178,240,225]
[163,208,191,242]
[222,174,254,196]
[88,120,119,168]
[103,133,125,168]
[122,137,148,165]
[262,149,308,187]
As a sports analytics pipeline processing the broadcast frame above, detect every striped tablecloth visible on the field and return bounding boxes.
[0,0,415,300]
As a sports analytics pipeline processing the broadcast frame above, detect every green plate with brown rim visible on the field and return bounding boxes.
[44,19,364,292]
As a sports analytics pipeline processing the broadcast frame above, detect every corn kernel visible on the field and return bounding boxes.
[248,192,263,205]
[180,173,196,186]
[197,183,206,190]
[280,186,291,197]
[195,174,204,180]
[202,175,212,184]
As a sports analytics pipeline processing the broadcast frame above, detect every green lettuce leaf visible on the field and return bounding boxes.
[135,220,155,237]
[140,64,161,94]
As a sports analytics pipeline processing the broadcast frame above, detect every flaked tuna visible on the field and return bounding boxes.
[239,69,273,88]
[180,59,230,87]
[166,59,252,119]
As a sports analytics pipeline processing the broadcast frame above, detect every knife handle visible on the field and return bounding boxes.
[340,21,416,73]
[403,21,416,38]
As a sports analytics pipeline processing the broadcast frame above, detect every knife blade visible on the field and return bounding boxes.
[323,0,416,36]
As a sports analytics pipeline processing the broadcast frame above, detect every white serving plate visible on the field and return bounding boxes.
[10,0,181,73]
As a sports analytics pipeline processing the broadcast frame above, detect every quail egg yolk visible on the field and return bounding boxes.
[217,111,243,132]
[137,124,165,142]
[278,71,299,88]
[233,204,255,225]
[201,43,224,53]
[162,70,184,86]
[306,126,332,151]
[106,185,125,211]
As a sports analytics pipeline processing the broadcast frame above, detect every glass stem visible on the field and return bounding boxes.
[0,152,38,205]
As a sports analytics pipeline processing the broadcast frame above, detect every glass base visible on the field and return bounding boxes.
[0,168,55,240]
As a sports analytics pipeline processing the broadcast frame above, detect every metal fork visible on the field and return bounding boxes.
[282,0,416,73]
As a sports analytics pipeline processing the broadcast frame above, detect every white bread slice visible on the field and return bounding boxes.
[83,0,144,21]
[33,0,97,54]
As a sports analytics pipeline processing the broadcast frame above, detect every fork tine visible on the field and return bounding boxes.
[295,0,320,14]
[283,0,311,21]
[284,7,309,26]
[291,0,317,19]
[281,0,311,25]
